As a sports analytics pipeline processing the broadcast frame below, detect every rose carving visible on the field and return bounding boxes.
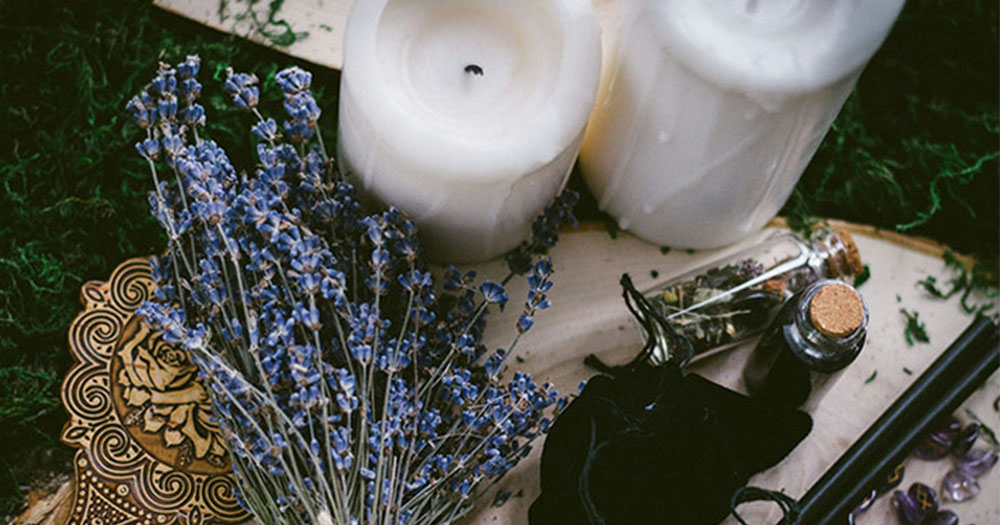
[117,318,226,468]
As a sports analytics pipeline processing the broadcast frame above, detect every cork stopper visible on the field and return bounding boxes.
[835,229,864,276]
[809,283,865,338]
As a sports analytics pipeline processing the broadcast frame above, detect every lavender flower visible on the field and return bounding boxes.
[129,56,570,525]
[224,68,260,110]
[506,189,579,275]
[518,258,553,333]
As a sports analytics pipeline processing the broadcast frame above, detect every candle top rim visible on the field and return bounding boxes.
[340,0,602,183]
[639,0,905,93]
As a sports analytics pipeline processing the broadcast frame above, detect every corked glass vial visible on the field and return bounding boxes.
[743,280,869,412]
[645,227,863,363]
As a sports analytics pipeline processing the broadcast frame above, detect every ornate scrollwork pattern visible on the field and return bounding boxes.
[61,258,251,524]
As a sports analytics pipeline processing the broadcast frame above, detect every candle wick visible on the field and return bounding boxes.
[464,64,484,76]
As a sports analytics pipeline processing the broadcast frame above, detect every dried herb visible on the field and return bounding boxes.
[648,258,811,356]
[660,246,672,255]
[919,251,999,315]
[918,275,959,299]
[650,270,659,279]
[603,216,619,239]
[901,308,930,345]
[218,0,307,48]
[493,491,513,507]
[904,367,914,375]
[964,409,1000,451]
[854,265,872,288]
[865,370,878,384]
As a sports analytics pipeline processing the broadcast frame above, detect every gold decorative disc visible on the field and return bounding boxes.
[61,258,251,524]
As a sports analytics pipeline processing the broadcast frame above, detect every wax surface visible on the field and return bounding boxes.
[377,2,553,132]
[339,0,600,262]
[581,0,904,249]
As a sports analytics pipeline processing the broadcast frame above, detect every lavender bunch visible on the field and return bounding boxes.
[127,56,575,525]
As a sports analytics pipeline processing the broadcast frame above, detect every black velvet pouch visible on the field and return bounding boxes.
[529,276,813,525]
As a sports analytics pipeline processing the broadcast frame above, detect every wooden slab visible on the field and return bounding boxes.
[154,0,623,72]
[25,224,996,525]
[457,224,999,525]
[156,0,352,70]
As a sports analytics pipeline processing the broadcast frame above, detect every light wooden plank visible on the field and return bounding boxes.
[458,224,999,525]
[155,0,353,70]
[19,225,998,524]
[154,0,625,72]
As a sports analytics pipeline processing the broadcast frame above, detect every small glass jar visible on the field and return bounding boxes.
[743,280,869,411]
[645,227,864,363]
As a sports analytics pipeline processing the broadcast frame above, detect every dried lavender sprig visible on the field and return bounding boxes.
[129,57,569,525]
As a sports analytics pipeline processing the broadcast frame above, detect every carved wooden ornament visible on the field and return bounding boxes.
[61,258,251,524]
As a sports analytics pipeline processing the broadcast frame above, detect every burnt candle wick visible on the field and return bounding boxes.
[464,64,484,76]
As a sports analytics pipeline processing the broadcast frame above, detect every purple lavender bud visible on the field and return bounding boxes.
[182,103,205,127]
[941,469,980,502]
[956,448,998,477]
[177,55,200,79]
[517,313,534,333]
[275,66,312,94]
[136,138,160,161]
[914,417,962,460]
[951,423,980,458]
[923,510,960,525]
[126,95,150,128]
[480,281,509,308]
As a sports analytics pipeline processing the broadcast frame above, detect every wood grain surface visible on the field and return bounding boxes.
[20,227,998,525]
[456,224,999,525]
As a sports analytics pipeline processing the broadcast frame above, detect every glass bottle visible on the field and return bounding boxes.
[645,227,863,363]
[742,280,869,412]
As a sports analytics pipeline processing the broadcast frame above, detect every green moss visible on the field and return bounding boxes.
[785,0,999,260]
[0,367,59,433]
[0,0,339,514]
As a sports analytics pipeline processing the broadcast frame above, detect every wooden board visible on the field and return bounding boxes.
[156,0,352,70]
[154,0,623,71]
[23,225,997,525]
[456,224,999,525]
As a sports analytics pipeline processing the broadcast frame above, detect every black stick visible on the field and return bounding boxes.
[788,315,999,524]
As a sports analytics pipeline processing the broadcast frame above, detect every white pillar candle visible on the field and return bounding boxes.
[338,0,601,262]
[580,0,904,249]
